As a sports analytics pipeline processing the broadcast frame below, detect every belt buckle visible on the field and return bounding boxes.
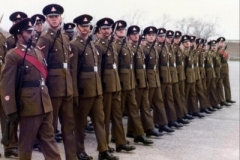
[211,64,213,68]
[182,62,184,66]
[130,64,132,69]
[113,63,117,69]
[94,66,98,72]
[63,63,68,69]
[143,64,146,69]
[173,62,176,67]
[192,64,194,68]
[40,80,45,86]
[154,65,156,70]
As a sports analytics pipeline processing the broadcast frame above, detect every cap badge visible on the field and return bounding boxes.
[28,21,32,26]
[16,14,21,18]
[83,17,88,22]
[149,28,153,31]
[133,27,136,31]
[119,23,122,26]
[176,33,179,35]
[184,37,186,39]
[104,20,108,24]
[169,32,172,35]
[51,7,56,12]
[68,25,72,28]
[160,30,163,33]
[36,16,40,20]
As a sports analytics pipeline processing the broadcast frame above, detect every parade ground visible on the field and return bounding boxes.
[0,61,239,160]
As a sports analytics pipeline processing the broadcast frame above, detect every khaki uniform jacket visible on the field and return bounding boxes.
[143,42,160,88]
[6,35,16,50]
[0,33,7,70]
[218,47,229,74]
[212,51,222,78]
[156,43,172,83]
[70,36,102,98]
[130,43,148,88]
[0,44,52,116]
[193,49,201,80]
[184,48,196,83]
[198,50,206,79]
[95,38,121,93]
[36,28,73,97]
[114,40,136,91]
[204,51,216,79]
[173,44,186,81]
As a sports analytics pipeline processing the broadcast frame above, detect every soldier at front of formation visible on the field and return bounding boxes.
[157,29,184,128]
[216,37,236,104]
[30,14,45,47]
[64,23,76,41]
[1,18,61,160]
[6,11,28,50]
[181,35,205,118]
[205,41,222,110]
[143,26,174,133]
[170,30,190,124]
[192,38,213,114]
[127,25,161,137]
[70,15,130,160]
[36,4,77,160]
[0,29,19,158]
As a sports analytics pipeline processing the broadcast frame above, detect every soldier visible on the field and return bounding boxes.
[1,18,61,160]
[70,15,132,160]
[143,26,174,133]
[30,14,45,47]
[6,11,28,49]
[216,37,236,104]
[193,38,212,114]
[140,34,146,46]
[157,29,184,128]
[205,40,222,110]
[36,4,77,160]
[181,35,204,118]
[170,30,190,123]
[64,23,76,41]
[127,25,161,137]
[113,20,154,144]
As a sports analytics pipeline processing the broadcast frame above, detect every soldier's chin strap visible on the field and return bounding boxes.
[20,34,32,48]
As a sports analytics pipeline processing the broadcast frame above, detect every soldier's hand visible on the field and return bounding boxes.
[7,112,19,123]
[73,97,79,108]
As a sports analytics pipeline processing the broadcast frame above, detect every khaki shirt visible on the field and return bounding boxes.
[173,44,186,81]
[184,48,196,83]
[205,51,216,79]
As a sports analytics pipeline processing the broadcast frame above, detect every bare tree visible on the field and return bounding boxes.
[175,17,219,39]
[120,10,145,27]
[151,14,171,28]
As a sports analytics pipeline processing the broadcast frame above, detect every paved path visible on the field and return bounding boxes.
[0,61,239,160]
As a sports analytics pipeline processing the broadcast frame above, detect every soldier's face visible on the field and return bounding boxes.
[146,33,156,42]
[129,33,139,43]
[46,15,62,28]
[78,25,90,35]
[17,30,32,44]
[183,41,190,48]
[116,28,126,38]
[100,28,112,38]
[66,31,74,39]
[218,41,225,47]
[198,44,203,49]
[34,23,43,32]
[141,40,146,46]
[173,37,181,44]
[157,36,165,43]
[166,37,173,44]
[211,45,217,51]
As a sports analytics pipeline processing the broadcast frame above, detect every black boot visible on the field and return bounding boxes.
[98,151,119,160]
[200,108,212,114]
[77,152,93,160]
[208,107,217,111]
[159,124,174,132]
[220,101,231,106]
[4,148,18,158]
[192,112,205,118]
[116,144,136,152]
[226,99,236,103]
[184,113,195,120]
[178,118,190,124]
[126,132,134,138]
[33,142,41,152]
[134,135,153,145]
[108,146,115,153]
[213,105,223,110]
[146,129,163,137]
[168,121,183,128]
[85,122,94,132]
[54,134,62,143]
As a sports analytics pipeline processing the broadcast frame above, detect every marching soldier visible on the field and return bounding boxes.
[157,30,184,128]
[216,37,236,104]
[64,23,76,41]
[171,30,190,123]
[143,26,174,133]
[70,15,123,160]
[193,38,212,114]
[127,25,161,137]
[1,18,61,160]
[36,4,77,159]
[6,11,28,49]
[182,35,204,118]
[205,41,221,110]
[30,14,45,47]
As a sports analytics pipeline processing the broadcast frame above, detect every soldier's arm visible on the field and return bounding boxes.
[0,52,18,115]
[36,36,50,61]
[69,41,79,97]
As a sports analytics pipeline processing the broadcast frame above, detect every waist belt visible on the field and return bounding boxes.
[135,64,145,69]
[221,61,227,64]
[81,66,98,72]
[176,62,184,66]
[49,63,68,69]
[120,64,132,69]
[104,64,117,69]
[215,65,221,67]
[146,65,157,70]
[22,80,45,88]
[160,63,168,67]
[205,65,213,68]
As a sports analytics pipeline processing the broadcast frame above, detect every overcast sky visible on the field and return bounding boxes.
[0,0,239,40]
